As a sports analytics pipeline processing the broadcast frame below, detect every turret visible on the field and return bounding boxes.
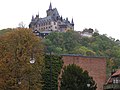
[31,15,35,21]
[66,17,69,23]
[70,18,74,30]
[71,18,74,26]
[35,13,39,20]
[46,2,53,16]
[60,15,63,21]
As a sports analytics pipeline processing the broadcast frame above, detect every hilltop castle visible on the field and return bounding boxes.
[29,2,74,37]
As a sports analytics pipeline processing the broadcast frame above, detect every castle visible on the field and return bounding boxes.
[29,2,74,37]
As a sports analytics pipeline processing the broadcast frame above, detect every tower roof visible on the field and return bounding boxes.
[71,18,74,24]
[49,2,52,10]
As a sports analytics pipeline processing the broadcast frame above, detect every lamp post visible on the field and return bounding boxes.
[30,57,35,64]
[87,83,90,87]
[29,53,35,90]
[18,79,21,85]
[87,83,90,90]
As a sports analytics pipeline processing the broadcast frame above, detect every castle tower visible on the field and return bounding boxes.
[49,2,52,10]
[71,18,74,30]
[31,15,35,21]
[46,2,53,16]
[71,18,74,26]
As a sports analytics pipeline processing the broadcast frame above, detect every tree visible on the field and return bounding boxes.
[45,31,81,54]
[42,55,63,90]
[60,64,97,90]
[0,28,12,35]
[0,28,44,90]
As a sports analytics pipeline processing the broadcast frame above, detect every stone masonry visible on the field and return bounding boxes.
[58,54,106,90]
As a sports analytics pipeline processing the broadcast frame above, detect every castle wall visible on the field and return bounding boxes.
[59,55,106,90]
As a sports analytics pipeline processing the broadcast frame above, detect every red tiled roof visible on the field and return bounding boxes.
[105,69,120,84]
[112,69,120,77]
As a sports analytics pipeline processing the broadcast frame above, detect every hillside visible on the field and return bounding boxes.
[43,30,120,70]
[1,28,120,70]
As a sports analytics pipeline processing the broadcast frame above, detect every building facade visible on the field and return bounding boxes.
[29,3,74,37]
[58,54,106,90]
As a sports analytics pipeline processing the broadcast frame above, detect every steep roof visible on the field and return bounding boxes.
[105,69,120,84]
[112,69,120,77]
[49,2,52,10]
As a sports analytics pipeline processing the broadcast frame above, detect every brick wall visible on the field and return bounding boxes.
[59,54,106,90]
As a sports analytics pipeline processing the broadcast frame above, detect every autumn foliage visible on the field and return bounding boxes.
[0,28,44,90]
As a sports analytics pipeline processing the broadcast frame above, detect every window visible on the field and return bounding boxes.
[54,22,56,25]
[113,78,119,83]
[116,79,119,83]
[55,26,57,29]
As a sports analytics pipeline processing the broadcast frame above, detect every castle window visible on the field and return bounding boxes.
[54,22,56,25]
[45,22,47,25]
[55,26,57,29]
[49,22,51,25]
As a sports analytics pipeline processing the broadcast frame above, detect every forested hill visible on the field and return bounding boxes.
[1,28,120,69]
[43,30,120,68]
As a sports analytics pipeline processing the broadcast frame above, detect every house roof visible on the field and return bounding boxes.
[112,69,120,77]
[105,69,120,84]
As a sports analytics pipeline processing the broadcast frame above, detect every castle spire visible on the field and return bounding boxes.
[49,2,52,10]
[31,15,35,21]
[71,18,74,25]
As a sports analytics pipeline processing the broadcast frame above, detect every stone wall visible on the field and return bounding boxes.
[59,54,106,90]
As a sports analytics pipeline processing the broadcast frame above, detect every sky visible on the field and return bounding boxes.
[0,0,120,39]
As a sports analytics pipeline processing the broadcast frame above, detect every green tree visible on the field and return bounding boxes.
[60,64,97,90]
[44,29,120,70]
[45,31,81,54]
[0,28,44,90]
[42,55,63,90]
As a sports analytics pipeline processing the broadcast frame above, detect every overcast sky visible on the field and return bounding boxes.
[0,0,120,39]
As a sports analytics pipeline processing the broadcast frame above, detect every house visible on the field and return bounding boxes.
[80,28,94,37]
[104,69,120,90]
